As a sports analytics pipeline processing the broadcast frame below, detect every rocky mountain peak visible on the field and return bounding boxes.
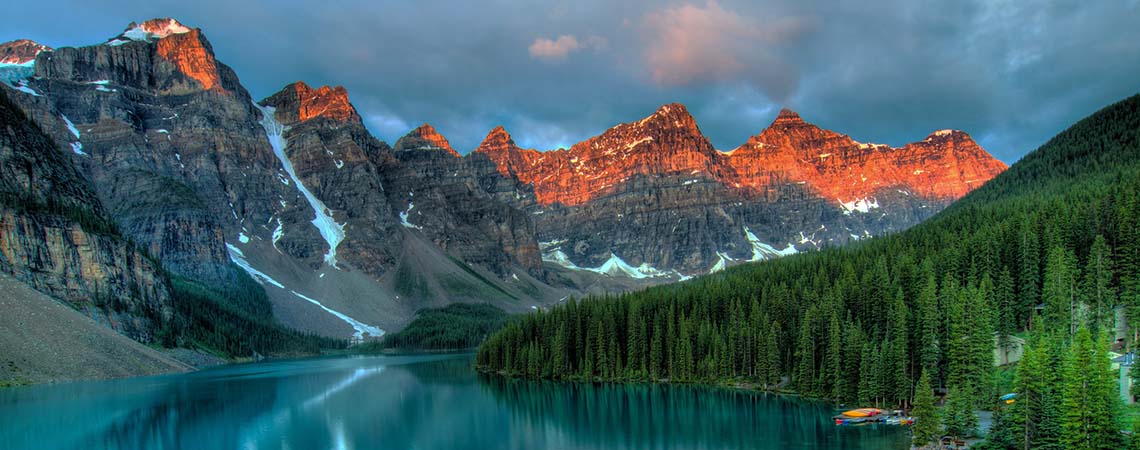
[477,126,515,151]
[634,102,700,134]
[0,39,52,65]
[108,18,193,45]
[773,108,804,124]
[923,129,968,142]
[751,108,845,148]
[395,124,460,156]
[259,81,360,125]
[293,82,357,123]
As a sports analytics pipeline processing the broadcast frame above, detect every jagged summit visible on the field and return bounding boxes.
[477,126,516,150]
[107,18,193,45]
[486,125,512,141]
[395,123,459,156]
[925,129,967,140]
[633,102,700,133]
[0,39,52,65]
[293,82,356,122]
[259,81,360,125]
[772,108,806,126]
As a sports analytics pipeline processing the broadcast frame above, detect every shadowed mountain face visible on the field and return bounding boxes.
[0,18,1005,339]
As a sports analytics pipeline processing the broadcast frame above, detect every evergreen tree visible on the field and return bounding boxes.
[1082,235,1116,337]
[1019,219,1042,329]
[1005,322,1070,450]
[1043,246,1079,335]
[911,370,940,447]
[944,386,978,438]
[1062,326,1123,450]
[1129,416,1140,450]
[917,270,942,386]
[887,289,911,406]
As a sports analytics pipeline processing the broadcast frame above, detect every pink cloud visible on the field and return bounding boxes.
[529,34,607,62]
[642,1,814,100]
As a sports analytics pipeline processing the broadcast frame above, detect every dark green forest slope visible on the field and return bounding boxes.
[358,303,507,352]
[477,94,1140,447]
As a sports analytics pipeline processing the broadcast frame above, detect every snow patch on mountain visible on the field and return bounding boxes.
[227,244,284,289]
[595,253,670,279]
[399,202,422,229]
[290,291,384,340]
[542,247,674,279]
[60,115,86,156]
[255,102,346,268]
[743,226,798,261]
[271,218,284,250]
[0,60,39,94]
[115,19,192,43]
[838,197,879,215]
[0,59,35,79]
[227,243,382,339]
[709,252,732,273]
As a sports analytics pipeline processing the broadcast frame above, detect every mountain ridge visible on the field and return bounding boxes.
[0,17,1007,346]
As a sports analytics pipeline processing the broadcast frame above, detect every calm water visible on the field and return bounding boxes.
[0,354,909,449]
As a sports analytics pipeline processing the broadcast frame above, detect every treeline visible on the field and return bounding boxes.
[478,94,1140,446]
[361,303,507,352]
[160,272,346,357]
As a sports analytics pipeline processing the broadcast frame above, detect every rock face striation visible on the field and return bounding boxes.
[0,18,1006,341]
[0,90,171,343]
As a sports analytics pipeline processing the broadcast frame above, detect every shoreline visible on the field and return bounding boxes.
[0,347,476,389]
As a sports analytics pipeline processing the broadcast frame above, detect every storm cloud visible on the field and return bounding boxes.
[3,0,1139,162]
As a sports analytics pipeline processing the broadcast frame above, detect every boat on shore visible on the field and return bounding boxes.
[834,408,914,426]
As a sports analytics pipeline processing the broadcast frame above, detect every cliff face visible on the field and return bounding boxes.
[385,123,543,277]
[0,90,171,342]
[258,81,400,276]
[8,19,322,289]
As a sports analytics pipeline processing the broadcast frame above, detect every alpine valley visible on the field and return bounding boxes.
[0,18,1005,381]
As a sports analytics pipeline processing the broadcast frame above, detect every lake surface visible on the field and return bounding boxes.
[0,353,909,449]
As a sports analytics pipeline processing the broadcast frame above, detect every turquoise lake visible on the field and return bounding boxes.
[0,353,909,449]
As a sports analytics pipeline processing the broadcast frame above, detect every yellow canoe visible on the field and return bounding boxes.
[841,408,883,418]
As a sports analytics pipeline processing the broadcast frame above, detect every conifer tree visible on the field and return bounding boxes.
[1043,246,1078,335]
[1082,235,1116,337]
[944,387,978,438]
[911,370,940,447]
[1062,326,1122,450]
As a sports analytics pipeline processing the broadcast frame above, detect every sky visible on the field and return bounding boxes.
[3,0,1139,163]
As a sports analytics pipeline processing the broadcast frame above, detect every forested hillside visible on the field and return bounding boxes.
[359,303,507,351]
[477,94,1140,447]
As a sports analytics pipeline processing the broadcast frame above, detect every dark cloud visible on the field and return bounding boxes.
[2,0,1138,162]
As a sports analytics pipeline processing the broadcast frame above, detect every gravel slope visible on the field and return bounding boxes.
[0,274,191,385]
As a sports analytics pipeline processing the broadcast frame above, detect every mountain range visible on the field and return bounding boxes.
[0,18,1005,351]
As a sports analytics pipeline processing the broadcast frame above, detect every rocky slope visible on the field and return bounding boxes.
[0,273,190,385]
